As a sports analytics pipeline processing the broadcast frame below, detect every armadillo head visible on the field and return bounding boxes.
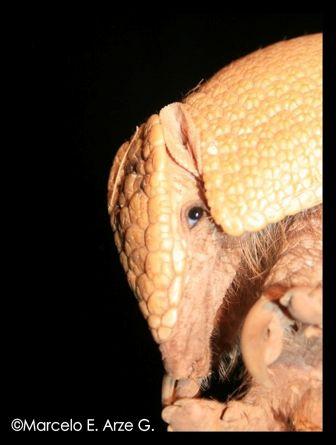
[108,34,322,382]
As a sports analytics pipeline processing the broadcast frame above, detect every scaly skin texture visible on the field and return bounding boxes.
[108,34,322,431]
[185,35,321,236]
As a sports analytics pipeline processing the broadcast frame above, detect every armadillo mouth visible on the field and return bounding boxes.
[161,374,202,406]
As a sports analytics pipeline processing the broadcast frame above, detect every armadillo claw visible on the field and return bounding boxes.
[162,398,224,432]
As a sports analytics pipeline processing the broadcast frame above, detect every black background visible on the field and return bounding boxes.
[8,13,325,433]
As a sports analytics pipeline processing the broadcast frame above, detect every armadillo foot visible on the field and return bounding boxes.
[162,398,283,431]
[162,398,224,431]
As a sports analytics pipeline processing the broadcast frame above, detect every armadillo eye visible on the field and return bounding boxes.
[187,206,204,228]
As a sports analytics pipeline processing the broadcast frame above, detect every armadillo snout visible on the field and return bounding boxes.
[108,115,186,343]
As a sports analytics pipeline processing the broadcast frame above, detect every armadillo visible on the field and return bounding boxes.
[107,34,322,430]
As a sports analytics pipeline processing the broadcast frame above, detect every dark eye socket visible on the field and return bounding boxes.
[187,206,204,228]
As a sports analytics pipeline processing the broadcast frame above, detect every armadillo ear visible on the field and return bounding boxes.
[241,297,286,388]
[159,103,202,177]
